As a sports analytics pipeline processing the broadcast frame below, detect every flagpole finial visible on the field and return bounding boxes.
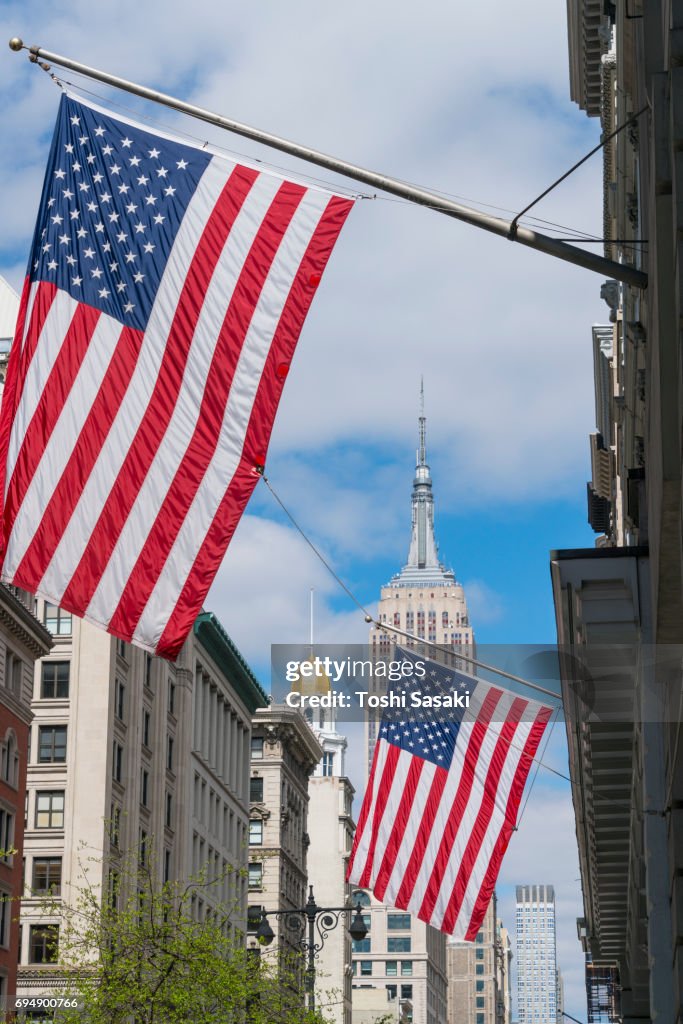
[8,38,24,52]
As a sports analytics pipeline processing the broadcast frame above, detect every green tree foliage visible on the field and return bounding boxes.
[33,847,329,1024]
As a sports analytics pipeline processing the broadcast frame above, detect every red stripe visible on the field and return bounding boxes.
[357,743,401,888]
[156,194,353,659]
[374,755,425,901]
[107,180,307,641]
[12,325,144,592]
[59,164,259,616]
[347,740,384,883]
[0,282,57,547]
[437,697,529,934]
[463,705,552,940]
[3,303,101,544]
[0,277,32,522]
[394,687,503,910]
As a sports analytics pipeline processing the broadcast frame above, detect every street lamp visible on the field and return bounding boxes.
[255,885,368,1013]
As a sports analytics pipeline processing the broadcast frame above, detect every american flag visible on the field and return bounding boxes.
[0,93,353,658]
[347,649,553,938]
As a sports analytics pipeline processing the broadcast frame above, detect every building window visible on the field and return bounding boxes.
[112,742,123,784]
[476,1016,485,1024]
[248,863,262,890]
[38,725,67,763]
[360,961,372,976]
[476,996,485,1008]
[165,791,173,828]
[387,913,411,930]
[142,709,151,748]
[251,736,264,759]
[141,769,149,808]
[353,936,371,953]
[41,661,69,700]
[387,937,411,953]
[401,985,413,1000]
[164,849,171,884]
[476,963,484,975]
[0,733,18,788]
[110,804,121,847]
[352,890,371,908]
[43,603,71,636]
[401,961,413,976]
[145,653,153,690]
[476,947,484,960]
[249,820,262,845]
[250,777,263,802]
[29,925,58,964]
[115,679,125,721]
[0,892,10,947]
[32,858,61,896]
[0,810,13,862]
[35,791,64,829]
[167,736,174,771]
[386,985,397,1001]
[139,830,148,866]
[247,905,262,932]
[168,681,176,715]
[476,980,484,992]
[386,961,397,977]
[321,752,334,777]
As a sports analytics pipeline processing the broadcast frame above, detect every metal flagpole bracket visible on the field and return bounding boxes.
[9,37,647,290]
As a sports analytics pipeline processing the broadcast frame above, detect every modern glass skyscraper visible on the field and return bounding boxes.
[515,885,558,1024]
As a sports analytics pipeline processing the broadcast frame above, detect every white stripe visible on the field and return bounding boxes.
[404,689,518,918]
[5,288,78,498]
[449,717,536,938]
[35,158,235,602]
[381,760,437,905]
[367,750,414,887]
[18,280,40,356]
[3,307,124,579]
[347,739,390,885]
[84,170,286,630]
[132,188,331,647]
[428,699,530,932]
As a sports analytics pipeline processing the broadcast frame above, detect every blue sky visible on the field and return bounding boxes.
[0,1,606,1016]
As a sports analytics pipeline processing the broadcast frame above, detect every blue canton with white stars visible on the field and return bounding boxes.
[29,95,211,332]
[378,649,478,771]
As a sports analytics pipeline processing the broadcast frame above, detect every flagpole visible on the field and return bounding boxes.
[9,37,647,291]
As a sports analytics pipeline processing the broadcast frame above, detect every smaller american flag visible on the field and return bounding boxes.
[347,649,553,938]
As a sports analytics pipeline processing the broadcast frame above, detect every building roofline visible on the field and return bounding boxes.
[193,612,268,712]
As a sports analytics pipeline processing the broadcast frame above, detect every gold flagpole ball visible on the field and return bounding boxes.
[9,38,24,51]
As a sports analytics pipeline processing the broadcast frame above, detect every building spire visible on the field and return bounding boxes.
[407,382,440,570]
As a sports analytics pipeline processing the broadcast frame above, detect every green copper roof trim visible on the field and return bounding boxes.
[194,612,268,712]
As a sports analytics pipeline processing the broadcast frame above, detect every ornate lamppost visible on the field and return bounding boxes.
[255,885,368,1013]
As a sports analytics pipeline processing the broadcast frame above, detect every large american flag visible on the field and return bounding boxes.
[0,93,353,658]
[347,649,553,938]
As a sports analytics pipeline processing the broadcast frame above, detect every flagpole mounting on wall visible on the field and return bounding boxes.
[9,37,647,290]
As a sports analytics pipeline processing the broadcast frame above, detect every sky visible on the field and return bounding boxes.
[0,1,607,1018]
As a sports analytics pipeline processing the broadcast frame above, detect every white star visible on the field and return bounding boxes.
[66,254,76,267]
[72,161,81,173]
[123,301,135,313]
[47,197,55,208]
[64,143,74,155]
[94,222,105,234]
[83,247,95,259]
[72,275,82,286]
[58,233,70,246]
[91,266,103,279]
[153,213,165,225]
[41,243,51,253]
[134,222,146,234]
[62,188,74,200]
[156,167,168,178]
[136,174,149,186]
[126,202,138,214]
[77,227,88,239]
[70,209,80,221]
[54,169,66,180]
[70,115,81,127]
[145,194,157,206]
[129,155,141,167]
[118,184,130,195]
[109,261,119,273]
[148,147,160,159]
[102,242,112,253]
[133,271,145,283]
[121,137,132,148]
[143,242,155,254]
[116,231,128,244]
[86,201,97,213]
[163,185,176,197]
[102,144,114,156]
[47,259,58,271]
[98,287,111,299]
[79,135,89,146]
[116,281,127,293]
[108,212,120,223]
[110,163,121,176]
[176,159,188,170]
[100,192,111,204]
[86,153,96,165]
[93,172,104,184]
[125,252,137,264]
[94,126,106,137]
[51,214,63,226]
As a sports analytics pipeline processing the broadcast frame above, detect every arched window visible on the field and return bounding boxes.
[352,889,371,908]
